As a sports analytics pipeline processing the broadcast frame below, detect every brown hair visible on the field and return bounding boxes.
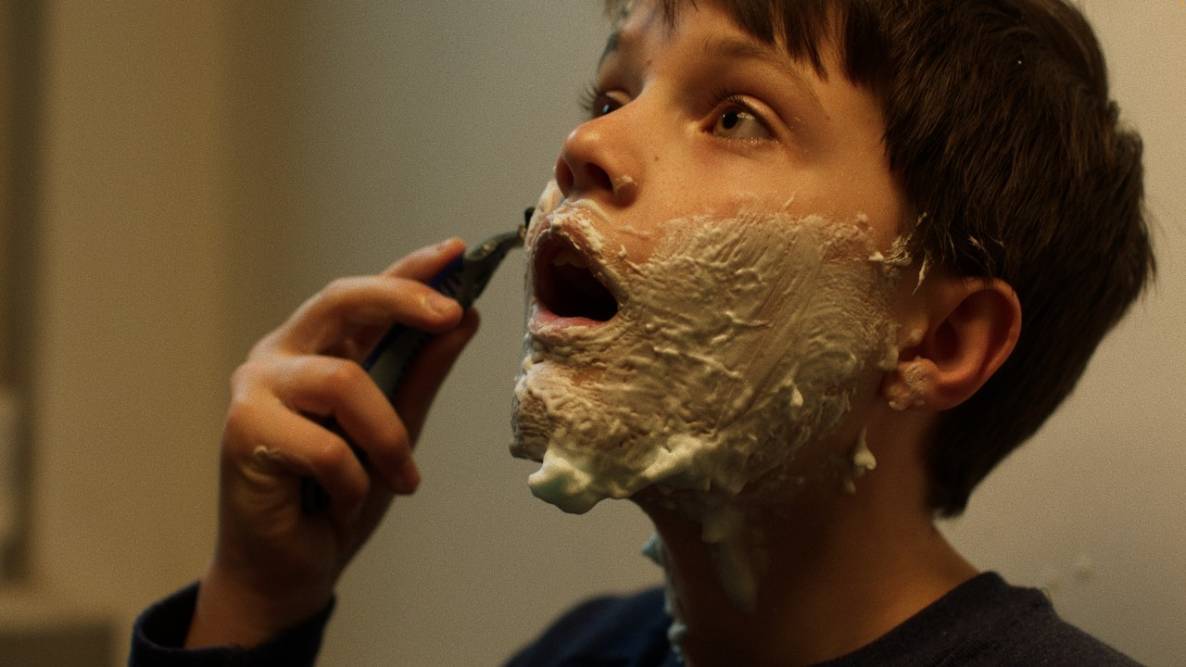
[604,0,1155,516]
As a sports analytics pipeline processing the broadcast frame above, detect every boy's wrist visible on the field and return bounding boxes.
[185,566,332,649]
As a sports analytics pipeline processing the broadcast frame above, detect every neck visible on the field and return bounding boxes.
[637,468,977,666]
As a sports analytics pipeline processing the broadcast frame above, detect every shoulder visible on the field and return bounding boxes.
[506,587,672,666]
[923,572,1141,666]
[823,572,1142,667]
[971,581,1140,665]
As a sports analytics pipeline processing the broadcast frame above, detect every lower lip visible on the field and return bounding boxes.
[529,302,611,334]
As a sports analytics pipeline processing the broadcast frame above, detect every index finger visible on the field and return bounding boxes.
[383,237,466,281]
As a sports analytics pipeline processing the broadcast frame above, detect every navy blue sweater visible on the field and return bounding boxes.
[131,572,1140,665]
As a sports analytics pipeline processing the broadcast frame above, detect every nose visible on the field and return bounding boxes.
[554,119,639,207]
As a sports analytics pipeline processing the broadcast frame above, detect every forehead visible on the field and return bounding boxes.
[605,0,840,77]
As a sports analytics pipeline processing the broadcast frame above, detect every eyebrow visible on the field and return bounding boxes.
[599,30,621,66]
[702,37,826,115]
[598,30,826,120]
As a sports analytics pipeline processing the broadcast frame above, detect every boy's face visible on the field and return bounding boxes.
[511,0,913,514]
[560,0,908,256]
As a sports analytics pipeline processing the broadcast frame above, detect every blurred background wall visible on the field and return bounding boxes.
[0,1,1182,665]
[3,1,229,664]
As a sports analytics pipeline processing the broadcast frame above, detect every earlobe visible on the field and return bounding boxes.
[882,277,1022,412]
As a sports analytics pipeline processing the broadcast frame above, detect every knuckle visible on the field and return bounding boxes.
[321,359,367,395]
[229,360,266,390]
[312,441,366,505]
[321,277,355,305]
[224,393,254,425]
[311,436,350,473]
[221,397,261,453]
[246,329,283,358]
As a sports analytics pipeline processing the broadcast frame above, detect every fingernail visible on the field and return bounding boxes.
[425,292,458,316]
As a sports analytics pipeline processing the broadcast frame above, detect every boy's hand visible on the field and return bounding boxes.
[186,238,479,649]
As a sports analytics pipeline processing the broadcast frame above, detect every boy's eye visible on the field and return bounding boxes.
[713,104,772,141]
[592,94,622,117]
[581,85,625,118]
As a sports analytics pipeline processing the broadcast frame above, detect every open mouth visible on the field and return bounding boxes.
[534,235,619,322]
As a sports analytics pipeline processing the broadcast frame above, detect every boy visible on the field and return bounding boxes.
[132,0,1151,665]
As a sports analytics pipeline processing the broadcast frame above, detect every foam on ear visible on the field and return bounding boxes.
[885,359,937,411]
[880,279,1021,412]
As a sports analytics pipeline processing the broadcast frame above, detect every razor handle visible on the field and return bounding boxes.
[299,255,470,515]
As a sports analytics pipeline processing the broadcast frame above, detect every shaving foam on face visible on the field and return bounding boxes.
[512,180,907,610]
[842,428,878,494]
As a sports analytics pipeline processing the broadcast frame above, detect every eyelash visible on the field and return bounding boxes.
[579,82,616,117]
[579,82,774,140]
[709,87,774,133]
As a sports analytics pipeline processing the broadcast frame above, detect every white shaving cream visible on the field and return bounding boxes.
[511,180,909,610]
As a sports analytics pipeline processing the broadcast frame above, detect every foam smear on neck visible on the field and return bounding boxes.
[641,509,760,663]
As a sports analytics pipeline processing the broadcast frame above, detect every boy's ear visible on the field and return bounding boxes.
[882,276,1022,411]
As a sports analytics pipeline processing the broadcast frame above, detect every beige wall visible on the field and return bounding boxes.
[21,2,230,662]
[6,1,1184,666]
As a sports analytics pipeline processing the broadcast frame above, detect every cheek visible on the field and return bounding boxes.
[513,203,907,513]
[622,212,901,428]
[742,165,907,253]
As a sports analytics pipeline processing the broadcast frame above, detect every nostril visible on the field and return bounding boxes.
[584,163,614,195]
[554,157,575,197]
[555,154,622,201]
